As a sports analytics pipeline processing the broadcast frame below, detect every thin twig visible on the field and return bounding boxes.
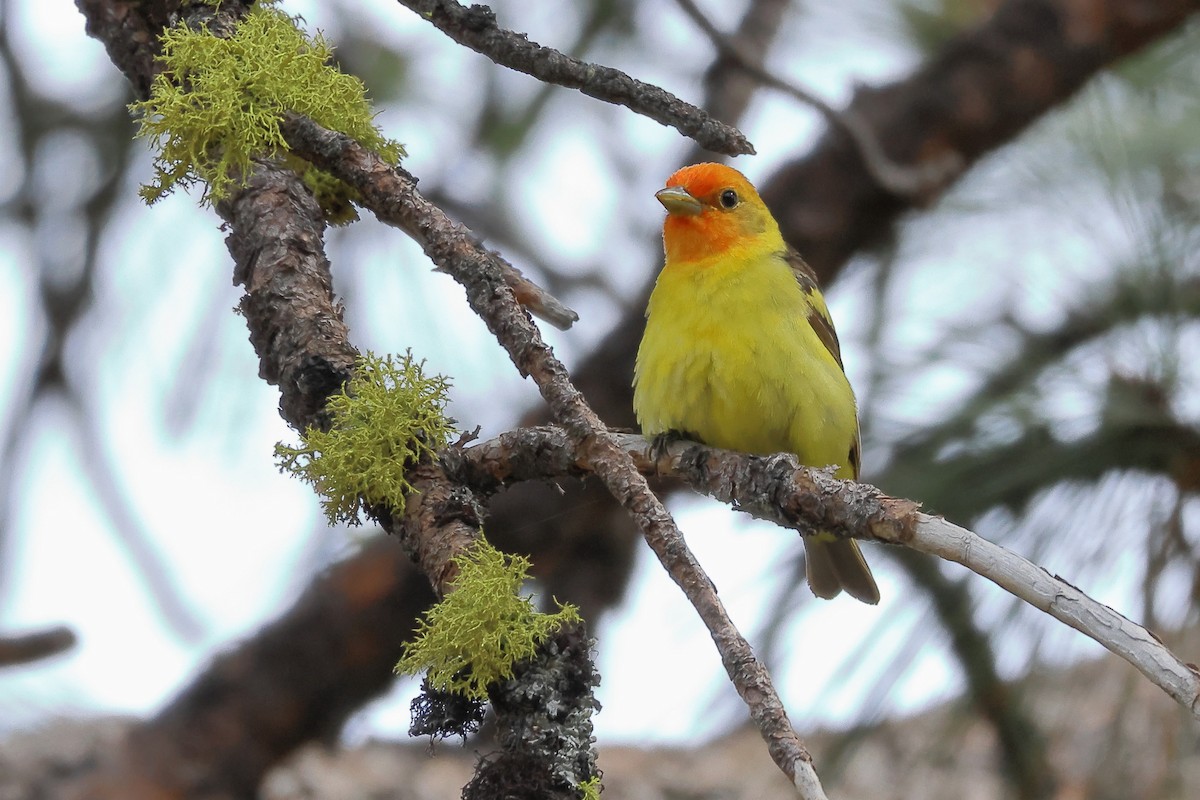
[280,114,826,795]
[0,626,77,668]
[449,425,1200,720]
[499,261,579,331]
[672,0,961,195]
[396,0,755,156]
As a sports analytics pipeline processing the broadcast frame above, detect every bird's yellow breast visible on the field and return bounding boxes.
[633,249,858,478]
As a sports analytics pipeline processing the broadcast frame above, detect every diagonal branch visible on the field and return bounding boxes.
[395,0,755,156]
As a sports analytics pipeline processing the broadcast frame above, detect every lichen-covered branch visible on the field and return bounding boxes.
[220,162,358,427]
[451,426,1200,720]
[72,3,598,797]
[395,0,754,156]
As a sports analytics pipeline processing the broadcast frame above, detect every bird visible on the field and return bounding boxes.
[633,162,879,604]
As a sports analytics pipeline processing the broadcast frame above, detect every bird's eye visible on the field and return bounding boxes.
[719,189,739,209]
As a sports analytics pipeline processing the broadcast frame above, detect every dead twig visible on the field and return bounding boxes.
[0,626,77,668]
[396,0,755,157]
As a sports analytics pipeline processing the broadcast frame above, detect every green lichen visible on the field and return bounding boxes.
[131,1,403,215]
[578,776,603,799]
[275,352,453,524]
[299,164,361,225]
[396,540,582,701]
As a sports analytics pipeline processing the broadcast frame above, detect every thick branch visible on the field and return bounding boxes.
[221,162,357,430]
[225,161,600,796]
[395,0,754,156]
[74,0,180,98]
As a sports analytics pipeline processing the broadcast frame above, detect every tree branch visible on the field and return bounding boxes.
[395,0,755,156]
[450,426,1200,720]
[0,626,76,668]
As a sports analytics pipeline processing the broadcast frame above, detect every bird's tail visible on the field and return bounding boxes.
[804,538,880,605]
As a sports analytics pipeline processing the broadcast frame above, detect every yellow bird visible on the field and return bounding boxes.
[634,163,879,604]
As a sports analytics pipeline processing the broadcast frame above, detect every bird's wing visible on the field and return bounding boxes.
[783,247,862,478]
[783,247,844,368]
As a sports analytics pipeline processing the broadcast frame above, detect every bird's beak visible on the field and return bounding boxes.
[656,186,703,216]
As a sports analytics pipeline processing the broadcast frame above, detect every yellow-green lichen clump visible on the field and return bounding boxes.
[132,2,403,212]
[275,352,453,524]
[396,540,582,701]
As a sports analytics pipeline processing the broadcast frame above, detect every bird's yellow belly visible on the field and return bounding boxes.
[634,263,857,478]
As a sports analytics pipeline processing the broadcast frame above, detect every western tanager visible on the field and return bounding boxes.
[634,163,879,604]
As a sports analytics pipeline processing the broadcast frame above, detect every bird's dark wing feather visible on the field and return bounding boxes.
[782,247,861,478]
[783,248,844,369]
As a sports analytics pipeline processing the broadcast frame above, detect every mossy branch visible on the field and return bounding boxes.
[275,352,454,524]
[396,539,582,701]
[130,2,403,219]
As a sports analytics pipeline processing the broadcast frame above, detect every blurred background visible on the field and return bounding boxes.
[2,0,1199,797]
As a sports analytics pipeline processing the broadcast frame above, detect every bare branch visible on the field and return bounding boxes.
[672,0,961,195]
[450,426,1200,720]
[0,626,77,668]
[395,0,755,156]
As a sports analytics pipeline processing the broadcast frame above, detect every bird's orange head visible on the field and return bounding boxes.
[656,163,779,265]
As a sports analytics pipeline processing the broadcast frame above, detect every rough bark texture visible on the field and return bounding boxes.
[224,164,358,429]
[464,624,600,800]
